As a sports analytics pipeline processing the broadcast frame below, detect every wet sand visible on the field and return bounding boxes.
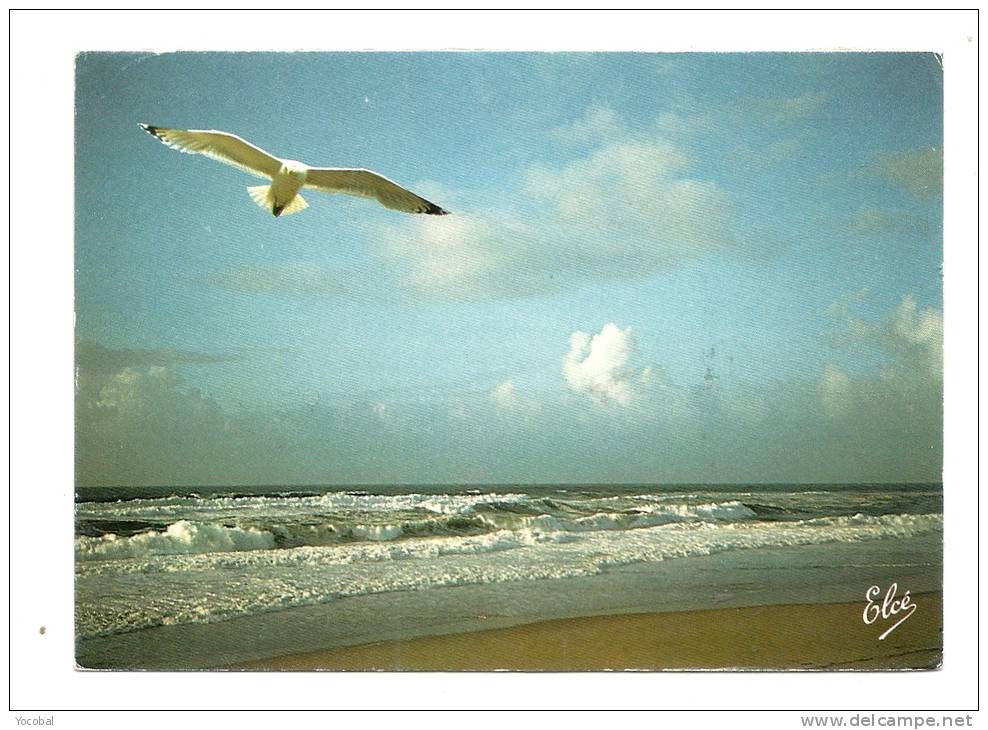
[236,593,942,671]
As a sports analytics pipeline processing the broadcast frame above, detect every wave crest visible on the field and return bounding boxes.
[75,520,276,561]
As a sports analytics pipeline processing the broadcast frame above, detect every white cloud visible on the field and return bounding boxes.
[819,294,942,422]
[885,295,943,373]
[818,362,853,417]
[76,359,233,485]
[92,365,181,412]
[736,91,830,123]
[827,287,871,317]
[733,137,803,167]
[780,91,830,119]
[93,367,142,410]
[563,323,647,406]
[550,105,623,145]
[847,207,931,238]
[492,379,517,408]
[378,107,737,300]
[867,147,942,199]
[392,213,530,297]
[835,294,943,377]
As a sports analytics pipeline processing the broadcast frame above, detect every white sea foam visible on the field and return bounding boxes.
[348,524,404,541]
[75,511,942,638]
[476,500,756,533]
[76,492,765,558]
[75,520,276,561]
[74,491,531,523]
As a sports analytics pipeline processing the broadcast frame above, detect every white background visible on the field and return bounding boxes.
[6,8,981,723]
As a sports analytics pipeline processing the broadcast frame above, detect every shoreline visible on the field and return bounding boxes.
[233,593,942,672]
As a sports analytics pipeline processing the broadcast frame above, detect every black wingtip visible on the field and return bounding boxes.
[138,123,161,138]
[422,202,450,216]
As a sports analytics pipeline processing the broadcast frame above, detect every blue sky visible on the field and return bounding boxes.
[75,52,943,486]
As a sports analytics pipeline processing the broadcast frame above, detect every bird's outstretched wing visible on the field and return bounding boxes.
[139,124,282,180]
[304,168,449,215]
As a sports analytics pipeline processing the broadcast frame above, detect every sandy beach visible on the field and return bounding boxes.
[237,593,941,672]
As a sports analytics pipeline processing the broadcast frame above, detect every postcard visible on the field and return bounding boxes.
[71,50,946,673]
[68,49,948,674]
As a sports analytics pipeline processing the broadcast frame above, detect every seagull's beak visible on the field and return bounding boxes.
[273,205,284,217]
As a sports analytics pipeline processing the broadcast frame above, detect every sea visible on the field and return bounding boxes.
[74,483,943,669]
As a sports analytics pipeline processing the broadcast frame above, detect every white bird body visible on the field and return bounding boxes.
[139,124,449,217]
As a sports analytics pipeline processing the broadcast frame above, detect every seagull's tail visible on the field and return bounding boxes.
[279,194,309,216]
[247,186,309,217]
[247,185,273,212]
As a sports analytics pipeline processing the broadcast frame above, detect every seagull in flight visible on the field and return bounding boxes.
[139,124,450,217]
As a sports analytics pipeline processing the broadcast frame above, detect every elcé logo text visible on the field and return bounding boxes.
[862,583,917,640]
